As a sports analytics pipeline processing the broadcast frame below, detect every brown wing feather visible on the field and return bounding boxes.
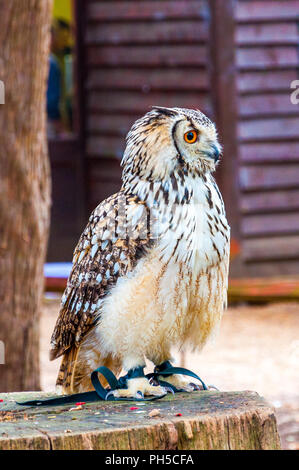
[50,191,151,360]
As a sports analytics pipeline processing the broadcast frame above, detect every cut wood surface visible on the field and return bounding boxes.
[0,391,281,450]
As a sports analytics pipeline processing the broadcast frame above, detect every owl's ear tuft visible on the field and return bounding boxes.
[152,106,178,118]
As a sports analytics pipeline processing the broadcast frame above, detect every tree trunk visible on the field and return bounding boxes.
[0,0,52,391]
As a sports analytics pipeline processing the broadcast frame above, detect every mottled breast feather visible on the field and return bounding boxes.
[50,191,152,360]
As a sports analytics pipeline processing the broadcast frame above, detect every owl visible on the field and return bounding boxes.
[50,107,230,398]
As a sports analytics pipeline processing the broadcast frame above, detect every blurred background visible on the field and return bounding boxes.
[43,0,299,449]
[1,0,299,450]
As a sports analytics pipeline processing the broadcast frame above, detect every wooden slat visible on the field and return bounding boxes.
[240,142,299,163]
[228,276,299,301]
[239,93,297,117]
[86,68,209,91]
[86,44,207,67]
[210,0,240,242]
[48,140,85,262]
[240,136,299,145]
[240,165,299,191]
[87,135,125,158]
[237,47,298,68]
[88,157,122,183]
[86,20,209,45]
[237,70,298,93]
[234,1,299,275]
[87,1,207,22]
[238,117,299,140]
[87,114,136,135]
[87,90,213,117]
[236,22,299,45]
[87,158,122,211]
[238,64,299,72]
[241,260,299,277]
[243,236,299,261]
[241,189,299,213]
[242,212,299,236]
[236,1,299,22]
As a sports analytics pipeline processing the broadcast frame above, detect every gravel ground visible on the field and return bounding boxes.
[41,297,299,450]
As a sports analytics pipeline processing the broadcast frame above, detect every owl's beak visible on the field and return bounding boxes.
[211,144,221,163]
[201,143,221,164]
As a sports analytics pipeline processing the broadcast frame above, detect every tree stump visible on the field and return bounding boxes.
[0,391,281,450]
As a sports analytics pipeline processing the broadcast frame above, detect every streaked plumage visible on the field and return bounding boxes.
[50,107,230,396]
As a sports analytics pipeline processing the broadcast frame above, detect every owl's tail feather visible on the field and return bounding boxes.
[56,346,80,395]
[56,345,122,395]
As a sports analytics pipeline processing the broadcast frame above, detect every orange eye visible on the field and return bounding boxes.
[184,130,198,144]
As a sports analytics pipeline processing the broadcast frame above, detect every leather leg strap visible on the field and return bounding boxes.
[147,361,209,392]
[17,363,208,407]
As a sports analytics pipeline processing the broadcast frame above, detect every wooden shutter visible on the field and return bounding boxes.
[235,0,299,276]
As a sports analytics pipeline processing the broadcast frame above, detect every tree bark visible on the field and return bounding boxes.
[0,0,52,391]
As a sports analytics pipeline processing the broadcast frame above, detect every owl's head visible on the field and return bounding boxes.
[121,106,221,184]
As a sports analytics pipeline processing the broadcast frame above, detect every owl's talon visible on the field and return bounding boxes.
[208,384,219,391]
[164,386,175,395]
[159,374,208,393]
[189,382,202,391]
[105,389,117,400]
[149,377,159,386]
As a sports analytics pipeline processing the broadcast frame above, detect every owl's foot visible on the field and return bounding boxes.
[107,377,167,399]
[105,366,168,400]
[158,374,203,392]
